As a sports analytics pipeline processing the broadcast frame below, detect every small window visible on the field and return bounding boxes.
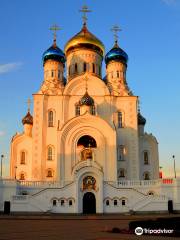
[118,169,125,178]
[111,72,113,78]
[122,199,126,206]
[114,200,118,206]
[83,62,87,72]
[118,112,123,128]
[47,169,53,178]
[48,111,54,127]
[61,200,65,206]
[117,71,120,78]
[53,199,57,206]
[68,66,71,76]
[20,151,26,164]
[75,63,78,73]
[99,65,101,75]
[92,63,95,73]
[47,146,53,160]
[106,200,110,206]
[75,104,80,116]
[69,200,73,206]
[58,70,61,79]
[20,173,25,180]
[144,172,150,180]
[144,151,149,165]
[118,145,125,161]
[91,105,96,115]
[51,71,54,77]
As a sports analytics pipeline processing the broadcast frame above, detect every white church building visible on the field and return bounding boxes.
[1,12,180,214]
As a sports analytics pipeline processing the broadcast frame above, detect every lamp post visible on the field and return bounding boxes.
[1,154,4,178]
[172,155,176,179]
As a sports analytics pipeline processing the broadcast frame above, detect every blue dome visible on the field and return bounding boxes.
[42,43,66,65]
[105,42,128,65]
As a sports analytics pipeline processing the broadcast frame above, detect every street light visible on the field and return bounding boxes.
[1,154,4,178]
[172,155,176,179]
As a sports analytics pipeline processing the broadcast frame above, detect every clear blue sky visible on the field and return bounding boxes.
[0,0,180,177]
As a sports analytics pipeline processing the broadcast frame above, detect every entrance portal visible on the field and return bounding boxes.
[83,192,96,214]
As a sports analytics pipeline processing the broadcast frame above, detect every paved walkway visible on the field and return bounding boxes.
[0,214,179,240]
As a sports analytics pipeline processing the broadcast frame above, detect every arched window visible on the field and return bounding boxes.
[48,111,54,127]
[20,173,25,180]
[117,145,125,161]
[117,111,123,128]
[51,71,54,77]
[58,70,61,79]
[117,71,119,78]
[122,199,126,206]
[91,105,96,115]
[75,104,80,116]
[61,199,65,206]
[106,200,110,206]
[99,65,101,75]
[68,66,71,76]
[47,169,53,178]
[118,168,125,178]
[20,151,26,164]
[47,146,54,160]
[92,63,95,73]
[114,199,118,206]
[53,199,57,206]
[144,151,149,165]
[83,62,87,72]
[75,63,78,73]
[69,200,73,206]
[144,172,150,180]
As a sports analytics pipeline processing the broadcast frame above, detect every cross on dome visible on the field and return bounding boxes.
[26,98,31,112]
[111,25,121,44]
[79,5,92,25]
[49,24,61,46]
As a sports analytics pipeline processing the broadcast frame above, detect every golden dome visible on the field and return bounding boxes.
[64,24,105,56]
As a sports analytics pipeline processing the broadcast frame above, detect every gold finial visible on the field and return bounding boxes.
[111,25,121,44]
[50,24,61,45]
[26,98,31,112]
[84,77,88,92]
[79,5,92,25]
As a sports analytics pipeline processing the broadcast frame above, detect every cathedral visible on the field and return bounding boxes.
[1,9,180,214]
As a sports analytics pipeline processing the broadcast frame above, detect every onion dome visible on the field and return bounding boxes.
[42,41,66,66]
[138,112,146,125]
[22,111,33,125]
[79,91,94,106]
[64,23,105,56]
[105,41,128,65]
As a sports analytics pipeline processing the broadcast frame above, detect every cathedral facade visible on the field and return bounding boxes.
[1,18,180,214]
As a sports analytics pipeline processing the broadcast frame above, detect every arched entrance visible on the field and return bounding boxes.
[83,192,96,214]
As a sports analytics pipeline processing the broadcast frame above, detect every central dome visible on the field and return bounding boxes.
[64,23,105,56]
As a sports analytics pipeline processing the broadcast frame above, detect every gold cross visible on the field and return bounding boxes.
[26,98,31,112]
[50,24,61,43]
[79,5,92,24]
[84,77,88,92]
[111,25,121,43]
